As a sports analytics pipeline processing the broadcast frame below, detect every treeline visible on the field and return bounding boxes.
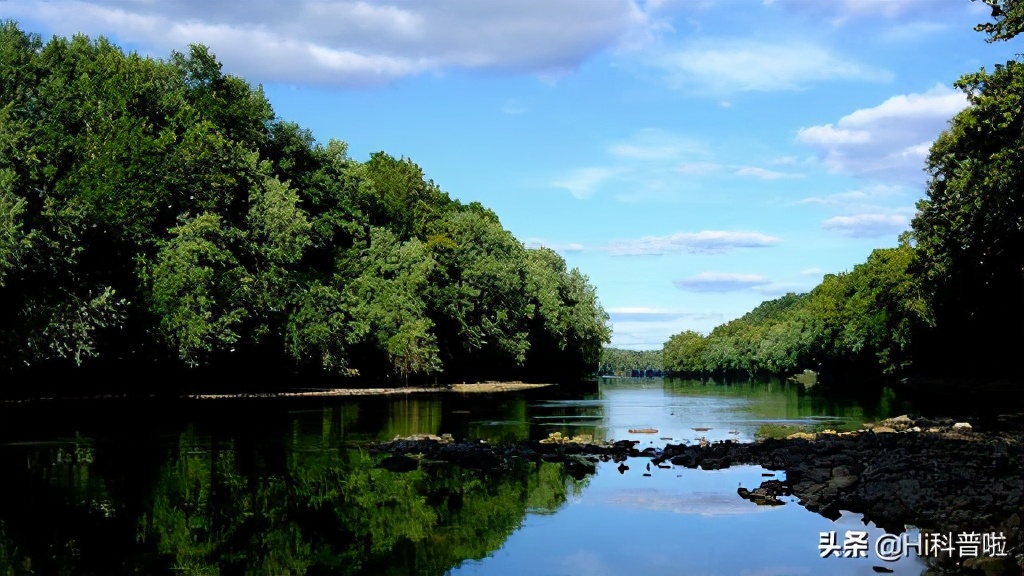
[0,23,611,391]
[665,7,1023,384]
[664,244,929,379]
[598,348,663,377]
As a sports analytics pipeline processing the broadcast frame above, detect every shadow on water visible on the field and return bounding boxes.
[0,401,588,576]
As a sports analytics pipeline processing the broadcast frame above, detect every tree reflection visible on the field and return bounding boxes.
[134,422,585,575]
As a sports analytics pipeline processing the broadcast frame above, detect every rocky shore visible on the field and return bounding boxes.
[371,413,1023,576]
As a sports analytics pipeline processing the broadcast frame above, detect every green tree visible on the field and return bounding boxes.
[663,331,706,373]
[974,0,1023,42]
[910,60,1024,377]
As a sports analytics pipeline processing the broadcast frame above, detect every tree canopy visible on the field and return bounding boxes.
[0,22,611,392]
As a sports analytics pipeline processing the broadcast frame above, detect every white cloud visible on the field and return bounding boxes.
[800,267,824,276]
[551,167,620,199]
[799,184,905,207]
[607,128,706,161]
[751,282,807,297]
[766,0,958,26]
[607,307,721,323]
[605,230,781,256]
[653,40,892,95]
[881,21,949,42]
[557,128,712,202]
[796,125,871,145]
[796,84,967,185]
[734,166,805,180]
[4,0,655,87]
[673,272,768,292]
[523,239,586,253]
[822,213,909,238]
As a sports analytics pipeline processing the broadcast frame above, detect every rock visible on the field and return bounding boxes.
[564,455,596,480]
[953,422,973,432]
[962,556,1018,576]
[379,454,419,473]
[872,426,897,434]
[882,414,914,431]
[830,466,859,489]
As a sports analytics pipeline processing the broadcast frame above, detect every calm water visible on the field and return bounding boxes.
[0,378,932,575]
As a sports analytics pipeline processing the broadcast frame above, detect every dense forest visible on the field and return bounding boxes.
[598,348,663,377]
[0,22,612,392]
[664,3,1023,384]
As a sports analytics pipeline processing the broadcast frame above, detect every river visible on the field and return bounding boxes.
[0,377,935,575]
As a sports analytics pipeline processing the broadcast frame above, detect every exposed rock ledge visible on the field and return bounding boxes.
[371,413,1023,576]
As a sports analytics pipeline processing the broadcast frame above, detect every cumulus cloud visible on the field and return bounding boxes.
[605,231,781,256]
[4,0,653,87]
[673,272,768,292]
[652,39,892,95]
[796,84,967,185]
[822,213,909,238]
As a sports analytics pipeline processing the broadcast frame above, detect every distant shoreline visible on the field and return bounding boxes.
[187,381,556,399]
[0,381,557,404]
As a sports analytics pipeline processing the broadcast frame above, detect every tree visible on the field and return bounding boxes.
[663,331,706,374]
[910,59,1023,377]
[974,0,1023,42]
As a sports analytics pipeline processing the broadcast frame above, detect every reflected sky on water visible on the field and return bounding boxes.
[0,378,933,575]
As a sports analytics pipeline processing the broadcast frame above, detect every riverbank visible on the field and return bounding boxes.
[0,381,557,404]
[186,381,556,399]
[371,413,1023,575]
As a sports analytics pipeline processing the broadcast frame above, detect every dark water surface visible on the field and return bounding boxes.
[0,378,933,575]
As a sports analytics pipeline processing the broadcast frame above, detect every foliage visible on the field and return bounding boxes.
[974,0,1023,42]
[0,22,610,388]
[910,58,1024,377]
[599,347,662,375]
[662,331,707,373]
[662,245,932,380]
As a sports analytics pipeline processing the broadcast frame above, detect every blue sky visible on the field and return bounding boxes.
[3,0,1019,349]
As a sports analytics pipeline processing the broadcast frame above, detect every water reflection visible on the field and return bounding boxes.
[527,377,913,445]
[0,422,586,575]
[0,379,926,575]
